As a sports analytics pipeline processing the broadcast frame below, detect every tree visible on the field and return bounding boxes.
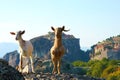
[101,65,117,78]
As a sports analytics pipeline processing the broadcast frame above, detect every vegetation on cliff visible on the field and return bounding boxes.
[72,58,120,80]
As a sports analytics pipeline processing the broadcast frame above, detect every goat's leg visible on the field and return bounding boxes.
[57,59,61,75]
[19,55,23,72]
[52,59,57,74]
[30,56,35,73]
[25,58,29,74]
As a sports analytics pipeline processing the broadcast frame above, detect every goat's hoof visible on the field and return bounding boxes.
[19,70,22,73]
[57,72,61,75]
[31,71,35,74]
[22,72,28,75]
[52,71,57,74]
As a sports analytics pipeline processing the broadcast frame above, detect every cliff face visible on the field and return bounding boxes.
[31,32,89,62]
[90,35,120,60]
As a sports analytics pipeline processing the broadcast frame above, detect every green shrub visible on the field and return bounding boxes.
[87,58,108,78]
[101,65,117,78]
[107,71,120,80]
[72,60,87,67]
[72,59,120,79]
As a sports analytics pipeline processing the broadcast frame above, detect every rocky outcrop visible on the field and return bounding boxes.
[3,50,19,67]
[24,58,92,80]
[31,32,89,62]
[90,35,120,60]
[23,58,101,80]
[34,58,83,75]
[0,59,25,80]
[24,73,91,80]
[0,59,101,80]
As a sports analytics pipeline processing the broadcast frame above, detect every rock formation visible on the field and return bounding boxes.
[0,59,25,80]
[90,35,120,60]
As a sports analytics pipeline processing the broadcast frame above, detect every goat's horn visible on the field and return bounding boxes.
[63,29,70,32]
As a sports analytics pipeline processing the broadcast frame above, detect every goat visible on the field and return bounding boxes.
[10,30,35,73]
[50,26,69,74]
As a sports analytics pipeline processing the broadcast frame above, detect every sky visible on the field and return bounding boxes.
[0,0,120,49]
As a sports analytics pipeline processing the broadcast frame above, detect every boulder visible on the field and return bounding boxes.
[0,59,25,80]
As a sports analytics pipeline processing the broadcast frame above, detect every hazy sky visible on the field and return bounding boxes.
[0,0,120,48]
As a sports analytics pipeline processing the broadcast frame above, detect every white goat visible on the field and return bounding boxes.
[10,30,35,73]
[50,26,69,74]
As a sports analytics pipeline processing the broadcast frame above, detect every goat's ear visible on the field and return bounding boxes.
[61,26,65,31]
[51,26,55,31]
[21,30,25,34]
[10,32,15,35]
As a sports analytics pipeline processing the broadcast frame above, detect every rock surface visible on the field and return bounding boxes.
[24,72,91,80]
[23,59,93,80]
[34,59,84,75]
[0,59,25,80]
[0,59,102,80]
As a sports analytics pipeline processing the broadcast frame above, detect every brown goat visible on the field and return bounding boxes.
[50,26,69,74]
[10,30,35,73]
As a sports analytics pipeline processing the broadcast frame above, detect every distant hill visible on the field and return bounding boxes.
[90,34,120,60]
[0,42,18,58]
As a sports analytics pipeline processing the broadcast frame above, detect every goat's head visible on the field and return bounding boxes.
[10,30,25,40]
[51,26,70,38]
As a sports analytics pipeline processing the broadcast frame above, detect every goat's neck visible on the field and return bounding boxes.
[18,38,25,47]
[54,37,62,47]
